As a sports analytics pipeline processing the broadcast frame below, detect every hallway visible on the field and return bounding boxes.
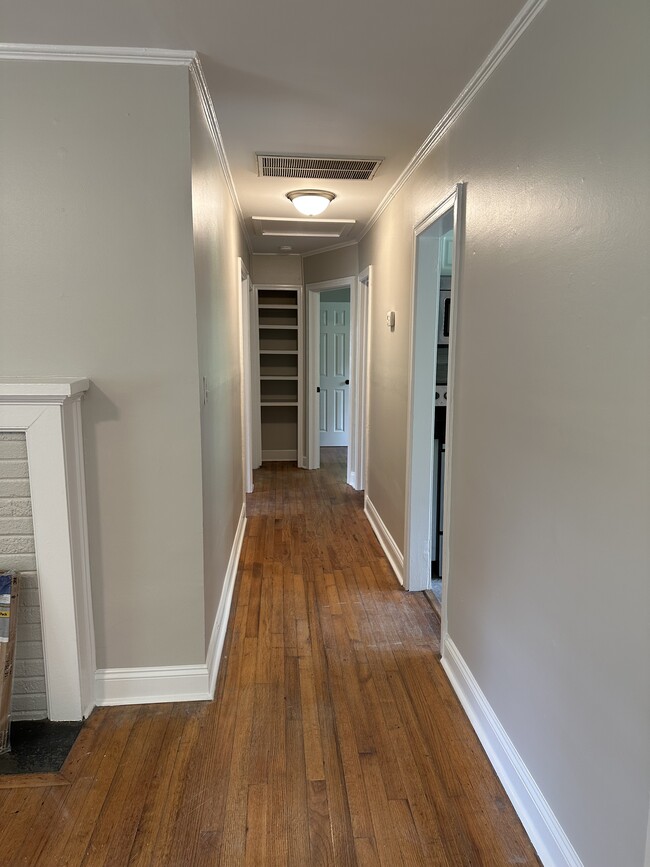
[0,449,539,865]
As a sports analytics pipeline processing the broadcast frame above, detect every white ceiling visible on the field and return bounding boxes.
[2,0,526,254]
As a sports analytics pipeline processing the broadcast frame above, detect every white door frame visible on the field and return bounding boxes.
[356,266,372,492]
[404,184,465,650]
[307,276,366,488]
[237,257,254,493]
[250,284,262,471]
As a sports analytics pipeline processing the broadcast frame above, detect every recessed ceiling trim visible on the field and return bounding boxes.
[252,215,355,240]
[257,154,382,181]
[252,216,355,225]
[262,231,343,238]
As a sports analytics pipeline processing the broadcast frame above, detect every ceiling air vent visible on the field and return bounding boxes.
[257,154,382,181]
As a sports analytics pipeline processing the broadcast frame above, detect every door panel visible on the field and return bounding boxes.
[320,300,350,446]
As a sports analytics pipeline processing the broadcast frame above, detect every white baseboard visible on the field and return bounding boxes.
[441,638,583,867]
[262,449,297,461]
[206,501,246,696]
[95,664,210,706]
[95,501,247,707]
[364,495,404,585]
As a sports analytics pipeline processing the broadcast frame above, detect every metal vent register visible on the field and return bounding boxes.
[257,154,382,181]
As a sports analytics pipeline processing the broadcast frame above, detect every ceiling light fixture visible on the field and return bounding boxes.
[286,189,336,217]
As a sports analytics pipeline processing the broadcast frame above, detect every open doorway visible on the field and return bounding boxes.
[306,276,368,490]
[404,185,464,649]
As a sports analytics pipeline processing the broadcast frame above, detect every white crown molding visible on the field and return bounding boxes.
[189,57,253,254]
[359,0,548,242]
[364,495,404,586]
[0,43,196,65]
[442,638,584,867]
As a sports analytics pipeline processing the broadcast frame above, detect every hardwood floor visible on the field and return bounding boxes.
[0,447,540,865]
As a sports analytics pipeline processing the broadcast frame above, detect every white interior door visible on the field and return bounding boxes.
[319,300,350,446]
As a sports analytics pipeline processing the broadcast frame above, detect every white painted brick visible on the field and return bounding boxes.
[17,572,38,589]
[14,659,45,678]
[0,517,34,534]
[0,460,29,480]
[13,641,44,661]
[0,479,31,497]
[11,693,47,713]
[18,588,41,607]
[0,498,32,517]
[12,676,47,695]
[14,622,42,643]
[12,710,48,722]
[1,440,46,721]
[0,535,35,554]
[18,605,43,625]
[1,553,36,571]
[0,441,27,459]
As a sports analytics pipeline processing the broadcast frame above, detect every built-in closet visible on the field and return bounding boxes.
[256,285,303,464]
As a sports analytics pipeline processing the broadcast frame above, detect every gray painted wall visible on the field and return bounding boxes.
[359,1,650,864]
[303,246,358,285]
[251,254,302,286]
[0,61,206,669]
[189,77,250,650]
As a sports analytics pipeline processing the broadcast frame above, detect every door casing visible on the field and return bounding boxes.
[306,275,368,489]
[404,184,465,655]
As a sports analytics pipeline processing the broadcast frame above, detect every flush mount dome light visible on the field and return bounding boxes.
[286,189,335,216]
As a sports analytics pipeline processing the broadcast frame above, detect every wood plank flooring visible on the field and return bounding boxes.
[0,447,540,865]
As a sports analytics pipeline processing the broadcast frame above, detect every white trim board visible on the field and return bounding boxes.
[359,0,548,241]
[188,59,252,253]
[96,502,247,707]
[206,502,247,696]
[442,639,584,867]
[364,496,404,586]
[0,43,195,64]
[0,381,95,721]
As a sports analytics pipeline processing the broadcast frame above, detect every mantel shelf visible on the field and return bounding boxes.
[0,377,90,402]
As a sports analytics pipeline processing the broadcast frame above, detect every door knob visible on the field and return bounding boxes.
[345,379,350,385]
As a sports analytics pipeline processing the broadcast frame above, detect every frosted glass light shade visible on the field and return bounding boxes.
[286,189,335,216]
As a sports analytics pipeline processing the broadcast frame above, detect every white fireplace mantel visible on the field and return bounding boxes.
[0,378,94,720]
[0,377,90,402]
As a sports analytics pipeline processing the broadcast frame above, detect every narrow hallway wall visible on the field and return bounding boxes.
[359,0,650,863]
